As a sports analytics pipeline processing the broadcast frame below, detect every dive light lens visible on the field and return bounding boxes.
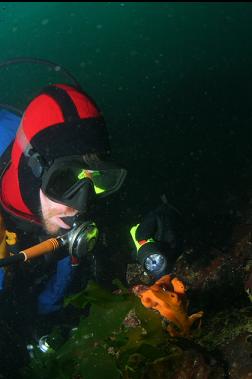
[144,253,167,274]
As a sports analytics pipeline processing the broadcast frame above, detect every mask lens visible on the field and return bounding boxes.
[42,158,126,202]
[78,168,126,196]
[45,165,84,198]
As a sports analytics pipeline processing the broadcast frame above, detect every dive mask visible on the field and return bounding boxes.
[41,155,127,212]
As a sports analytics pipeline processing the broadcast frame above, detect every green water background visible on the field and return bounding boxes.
[1,2,252,227]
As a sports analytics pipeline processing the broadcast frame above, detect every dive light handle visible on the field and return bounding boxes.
[130,224,168,278]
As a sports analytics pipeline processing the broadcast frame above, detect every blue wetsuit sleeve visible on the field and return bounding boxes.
[37,256,75,315]
[0,268,5,290]
[0,109,21,156]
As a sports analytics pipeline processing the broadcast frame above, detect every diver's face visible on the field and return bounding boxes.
[39,189,78,235]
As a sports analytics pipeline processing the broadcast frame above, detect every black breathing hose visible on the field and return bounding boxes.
[0,57,82,90]
[0,57,83,115]
[0,254,25,267]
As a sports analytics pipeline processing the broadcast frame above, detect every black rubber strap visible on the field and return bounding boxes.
[41,85,80,122]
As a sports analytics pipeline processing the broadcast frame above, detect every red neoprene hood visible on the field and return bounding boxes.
[0,84,110,222]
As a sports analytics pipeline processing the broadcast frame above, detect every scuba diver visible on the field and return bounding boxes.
[0,59,127,375]
[0,59,183,376]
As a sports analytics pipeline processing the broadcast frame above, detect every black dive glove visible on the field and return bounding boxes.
[130,203,183,278]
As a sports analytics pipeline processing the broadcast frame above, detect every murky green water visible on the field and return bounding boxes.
[1,4,252,377]
[1,2,252,218]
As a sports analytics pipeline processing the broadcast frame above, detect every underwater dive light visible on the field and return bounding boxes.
[130,224,168,278]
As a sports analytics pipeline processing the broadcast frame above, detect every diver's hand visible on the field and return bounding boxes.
[136,203,182,249]
[131,202,183,278]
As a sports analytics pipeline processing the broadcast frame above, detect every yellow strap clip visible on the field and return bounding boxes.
[6,230,18,246]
